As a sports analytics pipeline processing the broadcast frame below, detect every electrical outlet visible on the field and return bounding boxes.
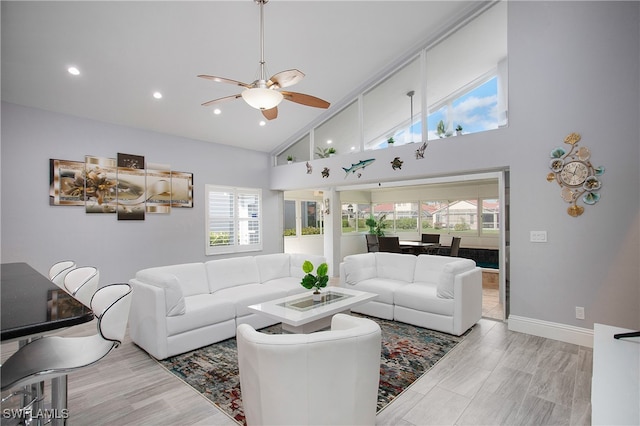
[530,231,547,242]
[575,306,585,320]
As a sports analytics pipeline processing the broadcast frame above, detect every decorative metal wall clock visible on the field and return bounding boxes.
[547,132,604,217]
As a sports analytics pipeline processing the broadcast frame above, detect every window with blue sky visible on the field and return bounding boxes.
[428,76,499,140]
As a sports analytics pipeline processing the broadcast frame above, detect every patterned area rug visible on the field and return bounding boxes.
[158,315,465,425]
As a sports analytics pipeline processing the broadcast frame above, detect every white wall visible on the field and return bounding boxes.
[1,103,283,285]
[271,1,640,333]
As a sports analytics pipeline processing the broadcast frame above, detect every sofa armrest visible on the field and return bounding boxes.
[339,263,347,287]
[452,267,483,335]
[128,278,171,359]
[134,270,186,316]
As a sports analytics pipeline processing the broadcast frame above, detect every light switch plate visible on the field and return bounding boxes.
[530,231,547,242]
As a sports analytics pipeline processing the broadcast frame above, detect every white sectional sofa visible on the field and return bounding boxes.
[129,253,326,359]
[339,252,482,336]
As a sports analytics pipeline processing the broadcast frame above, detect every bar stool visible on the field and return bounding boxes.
[63,266,99,307]
[48,260,76,289]
[1,283,133,425]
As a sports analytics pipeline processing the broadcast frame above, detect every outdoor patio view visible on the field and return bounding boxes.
[341,199,500,237]
[282,197,500,238]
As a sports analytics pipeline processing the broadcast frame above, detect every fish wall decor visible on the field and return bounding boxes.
[342,158,375,178]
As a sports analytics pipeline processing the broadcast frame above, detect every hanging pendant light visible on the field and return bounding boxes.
[407,90,415,143]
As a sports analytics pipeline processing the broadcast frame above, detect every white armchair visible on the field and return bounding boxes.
[237,313,382,426]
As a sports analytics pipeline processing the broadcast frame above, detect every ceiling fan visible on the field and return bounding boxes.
[198,0,330,121]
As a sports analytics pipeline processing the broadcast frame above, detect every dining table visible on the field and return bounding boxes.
[1,262,94,426]
[399,240,439,255]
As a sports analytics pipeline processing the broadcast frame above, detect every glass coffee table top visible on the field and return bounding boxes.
[248,287,377,329]
[277,290,352,312]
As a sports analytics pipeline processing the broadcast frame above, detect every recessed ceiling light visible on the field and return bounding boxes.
[213,109,221,115]
[153,92,163,99]
[67,66,80,76]
[259,121,266,126]
[351,146,356,150]
[327,140,333,144]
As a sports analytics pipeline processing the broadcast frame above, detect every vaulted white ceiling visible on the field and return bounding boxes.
[1,1,489,153]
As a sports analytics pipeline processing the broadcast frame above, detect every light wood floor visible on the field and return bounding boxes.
[482,270,504,321]
[1,316,591,426]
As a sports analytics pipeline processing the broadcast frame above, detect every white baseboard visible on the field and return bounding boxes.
[508,315,594,348]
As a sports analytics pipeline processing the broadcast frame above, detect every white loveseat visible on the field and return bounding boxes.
[129,253,326,359]
[339,252,482,336]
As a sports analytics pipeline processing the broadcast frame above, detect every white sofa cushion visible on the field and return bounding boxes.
[414,255,455,285]
[288,253,327,279]
[352,278,406,305]
[263,276,308,296]
[437,258,477,299]
[166,294,235,336]
[134,270,186,316]
[255,253,291,282]
[375,252,417,283]
[343,253,377,285]
[394,283,455,316]
[206,256,260,293]
[214,284,287,317]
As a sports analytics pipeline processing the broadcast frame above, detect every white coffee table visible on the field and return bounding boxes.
[247,287,377,333]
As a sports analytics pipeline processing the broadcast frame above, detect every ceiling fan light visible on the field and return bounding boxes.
[241,87,283,110]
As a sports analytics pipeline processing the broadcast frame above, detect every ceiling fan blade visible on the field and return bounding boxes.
[201,94,242,107]
[282,91,330,109]
[267,69,305,89]
[197,75,253,88]
[262,107,278,120]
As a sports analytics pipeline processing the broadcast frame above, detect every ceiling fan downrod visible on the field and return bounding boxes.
[256,0,268,87]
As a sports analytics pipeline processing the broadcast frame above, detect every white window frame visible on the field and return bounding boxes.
[205,184,262,255]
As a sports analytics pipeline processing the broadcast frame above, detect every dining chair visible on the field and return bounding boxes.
[48,260,76,289]
[365,234,379,252]
[421,233,440,244]
[420,233,441,254]
[63,266,99,307]
[378,236,402,253]
[0,283,133,423]
[450,237,462,257]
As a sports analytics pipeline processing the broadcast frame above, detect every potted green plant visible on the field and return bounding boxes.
[315,147,329,158]
[455,125,463,136]
[327,147,336,157]
[287,155,294,164]
[365,214,387,236]
[301,260,329,301]
[365,215,377,234]
[437,120,446,138]
[387,137,395,146]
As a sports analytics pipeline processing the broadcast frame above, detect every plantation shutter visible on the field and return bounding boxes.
[206,185,262,254]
